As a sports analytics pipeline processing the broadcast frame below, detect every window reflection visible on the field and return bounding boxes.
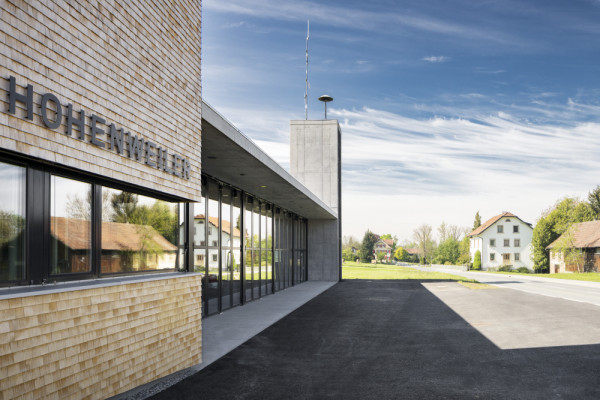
[51,176,92,274]
[101,188,178,273]
[0,162,25,281]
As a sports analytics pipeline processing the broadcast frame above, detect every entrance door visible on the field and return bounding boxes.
[502,253,511,264]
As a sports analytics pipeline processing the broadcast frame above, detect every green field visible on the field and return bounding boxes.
[342,261,477,282]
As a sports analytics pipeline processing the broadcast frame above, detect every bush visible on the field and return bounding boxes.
[444,261,452,265]
[498,265,513,272]
[472,250,481,270]
[516,267,530,273]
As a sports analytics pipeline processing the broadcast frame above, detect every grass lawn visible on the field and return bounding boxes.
[472,270,600,283]
[342,261,477,282]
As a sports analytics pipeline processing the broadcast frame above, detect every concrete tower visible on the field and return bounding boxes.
[290,120,342,281]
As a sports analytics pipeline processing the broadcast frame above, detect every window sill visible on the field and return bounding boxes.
[0,272,202,300]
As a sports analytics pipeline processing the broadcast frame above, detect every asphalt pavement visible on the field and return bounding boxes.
[149,280,600,399]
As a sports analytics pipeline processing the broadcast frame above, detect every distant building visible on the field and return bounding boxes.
[546,220,600,273]
[468,212,534,270]
[373,236,394,261]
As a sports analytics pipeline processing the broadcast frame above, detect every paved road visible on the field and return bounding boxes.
[413,265,600,306]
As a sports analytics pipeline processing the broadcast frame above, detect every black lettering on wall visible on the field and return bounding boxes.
[145,141,157,168]
[40,93,62,129]
[173,154,182,178]
[108,124,124,155]
[66,104,85,140]
[129,134,144,162]
[90,114,106,149]
[8,76,33,120]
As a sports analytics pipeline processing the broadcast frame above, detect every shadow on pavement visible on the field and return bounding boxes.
[150,280,600,400]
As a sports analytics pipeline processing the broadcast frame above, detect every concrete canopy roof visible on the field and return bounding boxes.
[201,101,337,220]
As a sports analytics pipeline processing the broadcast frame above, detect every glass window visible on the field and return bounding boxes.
[490,253,495,261]
[51,175,92,274]
[504,239,510,247]
[231,191,241,306]
[489,239,495,247]
[514,239,520,247]
[497,225,503,233]
[101,188,179,273]
[221,187,232,311]
[206,180,220,315]
[513,225,519,233]
[514,253,520,261]
[0,162,26,281]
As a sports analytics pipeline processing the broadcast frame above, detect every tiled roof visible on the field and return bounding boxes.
[51,217,177,251]
[547,220,600,249]
[468,212,523,237]
[383,238,394,246]
[195,215,242,238]
[405,248,420,255]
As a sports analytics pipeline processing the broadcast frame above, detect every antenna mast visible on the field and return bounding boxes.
[305,20,310,120]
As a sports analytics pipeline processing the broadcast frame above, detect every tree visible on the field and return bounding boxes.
[434,237,460,265]
[473,211,482,230]
[376,251,386,263]
[342,248,355,262]
[394,246,408,261]
[359,230,377,263]
[457,236,471,265]
[588,185,600,220]
[380,233,398,248]
[473,250,481,270]
[552,225,586,273]
[342,235,361,251]
[531,197,594,272]
[413,224,434,264]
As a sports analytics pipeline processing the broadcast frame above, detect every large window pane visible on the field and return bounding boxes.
[0,162,25,281]
[221,187,232,311]
[101,188,178,273]
[51,176,92,274]
[207,181,220,314]
[244,197,253,302]
[232,191,241,306]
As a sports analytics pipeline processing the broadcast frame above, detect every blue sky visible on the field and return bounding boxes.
[202,0,600,242]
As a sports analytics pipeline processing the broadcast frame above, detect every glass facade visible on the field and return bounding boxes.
[0,158,309,317]
[195,177,308,317]
[0,161,25,282]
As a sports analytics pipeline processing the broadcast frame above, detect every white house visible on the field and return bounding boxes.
[468,212,534,271]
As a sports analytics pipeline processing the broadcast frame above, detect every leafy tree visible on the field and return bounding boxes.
[457,236,471,265]
[532,197,594,272]
[111,192,139,223]
[342,248,356,262]
[380,233,398,248]
[342,235,361,251]
[376,251,386,263]
[394,246,409,261]
[552,225,586,272]
[473,211,482,230]
[359,230,377,263]
[588,185,600,220]
[473,250,481,270]
[434,237,460,265]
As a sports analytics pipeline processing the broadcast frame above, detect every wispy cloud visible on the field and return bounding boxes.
[204,0,526,47]
[422,56,450,63]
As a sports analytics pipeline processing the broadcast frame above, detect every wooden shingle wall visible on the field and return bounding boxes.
[0,0,203,201]
[0,275,203,399]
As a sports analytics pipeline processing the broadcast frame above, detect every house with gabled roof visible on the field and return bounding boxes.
[373,235,394,261]
[546,220,600,273]
[467,212,534,270]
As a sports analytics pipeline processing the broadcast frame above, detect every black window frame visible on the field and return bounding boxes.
[0,152,188,288]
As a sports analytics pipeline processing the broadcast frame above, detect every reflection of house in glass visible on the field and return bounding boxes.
[193,214,243,268]
[50,217,177,274]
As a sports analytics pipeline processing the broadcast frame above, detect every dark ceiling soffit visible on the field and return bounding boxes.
[200,101,337,220]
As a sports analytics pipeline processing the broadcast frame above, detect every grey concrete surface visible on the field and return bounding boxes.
[150,280,600,399]
[417,265,600,306]
[424,281,600,349]
[307,219,340,281]
[113,281,336,400]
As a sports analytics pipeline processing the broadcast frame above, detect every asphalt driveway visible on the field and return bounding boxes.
[151,280,600,399]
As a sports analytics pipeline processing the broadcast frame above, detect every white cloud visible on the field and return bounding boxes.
[422,56,450,63]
